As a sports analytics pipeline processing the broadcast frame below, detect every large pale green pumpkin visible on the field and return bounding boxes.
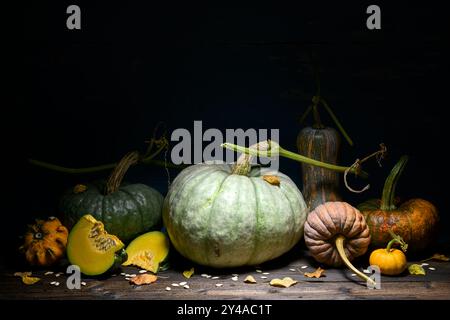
[163,162,307,268]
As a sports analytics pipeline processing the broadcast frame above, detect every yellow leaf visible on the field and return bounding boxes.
[408,264,426,275]
[244,275,257,284]
[263,175,280,186]
[22,276,41,285]
[421,254,449,262]
[304,267,326,278]
[73,184,87,194]
[269,277,297,288]
[14,272,31,278]
[183,267,194,279]
[129,274,158,285]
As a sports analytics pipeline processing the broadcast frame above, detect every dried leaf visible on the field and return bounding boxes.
[22,276,41,285]
[304,267,326,278]
[269,277,297,288]
[14,272,40,285]
[73,184,87,194]
[408,264,426,275]
[14,272,31,278]
[244,275,257,284]
[183,267,194,279]
[421,253,450,262]
[129,274,158,285]
[263,175,280,186]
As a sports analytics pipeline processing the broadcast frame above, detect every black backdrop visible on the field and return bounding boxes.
[7,2,449,264]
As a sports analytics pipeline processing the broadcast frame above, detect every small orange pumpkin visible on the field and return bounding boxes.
[20,216,69,266]
[369,231,408,276]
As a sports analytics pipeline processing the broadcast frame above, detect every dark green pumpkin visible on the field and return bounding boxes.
[60,152,164,243]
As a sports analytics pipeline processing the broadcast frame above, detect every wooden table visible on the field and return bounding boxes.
[1,249,449,300]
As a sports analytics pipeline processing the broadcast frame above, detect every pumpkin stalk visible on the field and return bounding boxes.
[380,156,409,210]
[386,230,408,253]
[29,137,184,173]
[335,235,376,286]
[105,151,140,194]
[231,141,271,176]
[222,140,368,178]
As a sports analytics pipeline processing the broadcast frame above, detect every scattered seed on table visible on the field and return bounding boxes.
[50,281,56,285]
[165,287,171,291]
[262,272,270,275]
[429,267,436,270]
[120,272,126,276]
[289,268,296,272]
[130,274,137,278]
[54,282,60,286]
[256,269,262,273]
[215,283,223,287]
[212,276,220,280]
[112,274,118,277]
[172,283,179,287]
[125,278,131,281]
[81,282,86,286]
[231,276,238,281]
[44,271,54,276]
[139,270,147,274]
[301,266,308,269]
[260,276,268,279]
[55,274,61,277]
[183,285,190,289]
[201,274,208,277]
[421,263,429,266]
[179,281,187,286]
[363,269,370,274]
[351,273,357,277]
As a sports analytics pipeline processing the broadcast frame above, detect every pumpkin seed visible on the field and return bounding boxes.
[44,271,54,275]
[363,269,371,274]
[139,270,147,274]
[50,281,56,285]
[55,282,60,286]
[256,269,262,273]
[301,266,308,269]
[130,274,137,278]
[421,263,429,266]
[289,268,296,272]
[231,276,238,281]
[179,281,187,286]
[165,287,171,291]
[232,274,239,277]
[81,282,87,286]
[262,272,270,275]
[351,273,357,277]
[183,285,190,289]
[215,283,223,287]
[171,283,179,287]
[201,274,209,277]
[429,267,436,270]
[120,272,126,276]
[260,276,268,279]
[212,276,220,280]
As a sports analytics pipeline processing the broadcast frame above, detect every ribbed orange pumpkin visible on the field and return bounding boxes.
[20,217,68,266]
[304,202,374,285]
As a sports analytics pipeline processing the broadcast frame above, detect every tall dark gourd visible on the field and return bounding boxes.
[297,92,353,211]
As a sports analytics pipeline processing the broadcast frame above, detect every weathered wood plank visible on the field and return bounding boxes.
[1,258,449,300]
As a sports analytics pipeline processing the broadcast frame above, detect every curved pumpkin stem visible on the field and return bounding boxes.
[222,140,369,178]
[231,141,271,176]
[106,151,140,194]
[335,235,376,287]
[380,156,409,210]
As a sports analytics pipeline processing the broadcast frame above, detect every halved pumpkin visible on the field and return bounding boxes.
[123,231,169,273]
[67,214,127,276]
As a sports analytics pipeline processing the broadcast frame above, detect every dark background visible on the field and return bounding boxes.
[7,2,449,263]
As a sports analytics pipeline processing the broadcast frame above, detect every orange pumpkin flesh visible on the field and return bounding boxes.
[21,217,68,266]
